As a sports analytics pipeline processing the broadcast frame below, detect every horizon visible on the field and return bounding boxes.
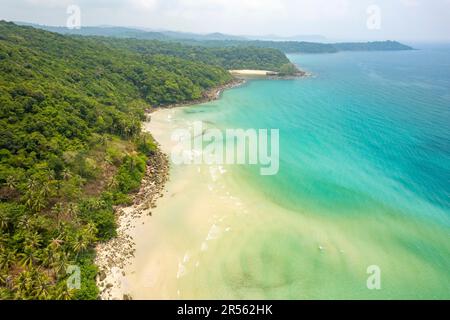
[5,20,449,47]
[1,0,450,43]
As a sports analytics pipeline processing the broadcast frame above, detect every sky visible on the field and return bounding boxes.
[1,0,450,42]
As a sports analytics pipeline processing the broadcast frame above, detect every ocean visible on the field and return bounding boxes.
[128,46,450,299]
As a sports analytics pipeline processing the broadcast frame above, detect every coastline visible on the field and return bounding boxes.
[94,78,245,300]
[95,149,169,300]
[147,78,246,114]
[93,54,450,299]
[94,68,309,299]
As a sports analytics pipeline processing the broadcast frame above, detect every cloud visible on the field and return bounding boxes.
[25,0,72,8]
[400,0,420,7]
[130,0,159,11]
[1,0,450,41]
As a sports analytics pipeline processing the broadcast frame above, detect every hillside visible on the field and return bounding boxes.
[22,23,413,54]
[96,38,293,72]
[184,39,413,53]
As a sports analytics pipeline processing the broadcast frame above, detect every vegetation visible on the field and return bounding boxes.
[18,22,246,41]
[0,21,291,299]
[183,39,413,53]
[98,38,293,72]
[23,23,413,54]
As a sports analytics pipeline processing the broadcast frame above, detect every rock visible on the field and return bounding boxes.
[99,270,107,282]
[106,283,113,289]
[123,294,133,300]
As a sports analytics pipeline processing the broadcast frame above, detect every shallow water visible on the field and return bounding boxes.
[126,48,450,299]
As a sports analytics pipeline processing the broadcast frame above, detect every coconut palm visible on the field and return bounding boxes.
[51,203,64,225]
[49,238,64,250]
[24,231,43,249]
[34,271,51,300]
[0,249,17,270]
[66,203,79,220]
[55,282,75,300]
[52,251,70,275]
[17,215,32,230]
[6,176,18,190]
[71,233,90,257]
[62,169,72,181]
[14,269,34,297]
[107,177,119,190]
[0,210,9,230]
[19,246,41,268]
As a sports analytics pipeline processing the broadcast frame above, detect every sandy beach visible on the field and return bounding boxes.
[95,107,253,299]
[229,69,277,77]
[95,80,245,300]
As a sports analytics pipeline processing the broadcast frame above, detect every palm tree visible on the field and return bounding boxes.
[51,203,64,225]
[49,238,64,250]
[62,169,72,181]
[39,179,53,201]
[0,249,17,270]
[85,222,98,238]
[6,176,18,190]
[17,215,32,230]
[55,282,75,300]
[52,251,70,275]
[34,271,51,300]
[129,156,137,171]
[71,233,90,257]
[42,237,64,268]
[66,203,78,220]
[0,231,7,247]
[19,246,41,268]
[14,269,34,298]
[107,177,119,190]
[24,190,46,213]
[24,231,43,249]
[0,210,8,230]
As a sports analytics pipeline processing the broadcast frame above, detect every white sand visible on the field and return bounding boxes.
[229,69,277,76]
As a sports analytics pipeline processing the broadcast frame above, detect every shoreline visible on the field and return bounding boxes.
[95,149,169,300]
[94,78,246,300]
[94,70,308,299]
[147,78,246,114]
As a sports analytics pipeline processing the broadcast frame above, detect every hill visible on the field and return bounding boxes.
[20,23,413,53]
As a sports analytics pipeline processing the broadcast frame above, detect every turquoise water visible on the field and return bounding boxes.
[171,48,450,299]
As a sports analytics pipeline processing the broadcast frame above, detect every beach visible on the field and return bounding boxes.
[95,80,246,300]
[229,69,277,76]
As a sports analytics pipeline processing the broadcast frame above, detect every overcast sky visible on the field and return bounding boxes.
[1,0,450,42]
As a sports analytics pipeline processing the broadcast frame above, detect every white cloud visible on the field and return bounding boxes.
[400,0,420,7]
[26,0,72,8]
[130,0,159,11]
[1,0,449,41]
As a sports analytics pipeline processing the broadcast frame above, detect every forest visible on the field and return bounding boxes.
[24,23,414,54]
[0,21,293,299]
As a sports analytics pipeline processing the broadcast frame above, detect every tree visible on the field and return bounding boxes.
[0,249,17,270]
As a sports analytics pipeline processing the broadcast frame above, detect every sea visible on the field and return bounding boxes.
[128,45,450,299]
